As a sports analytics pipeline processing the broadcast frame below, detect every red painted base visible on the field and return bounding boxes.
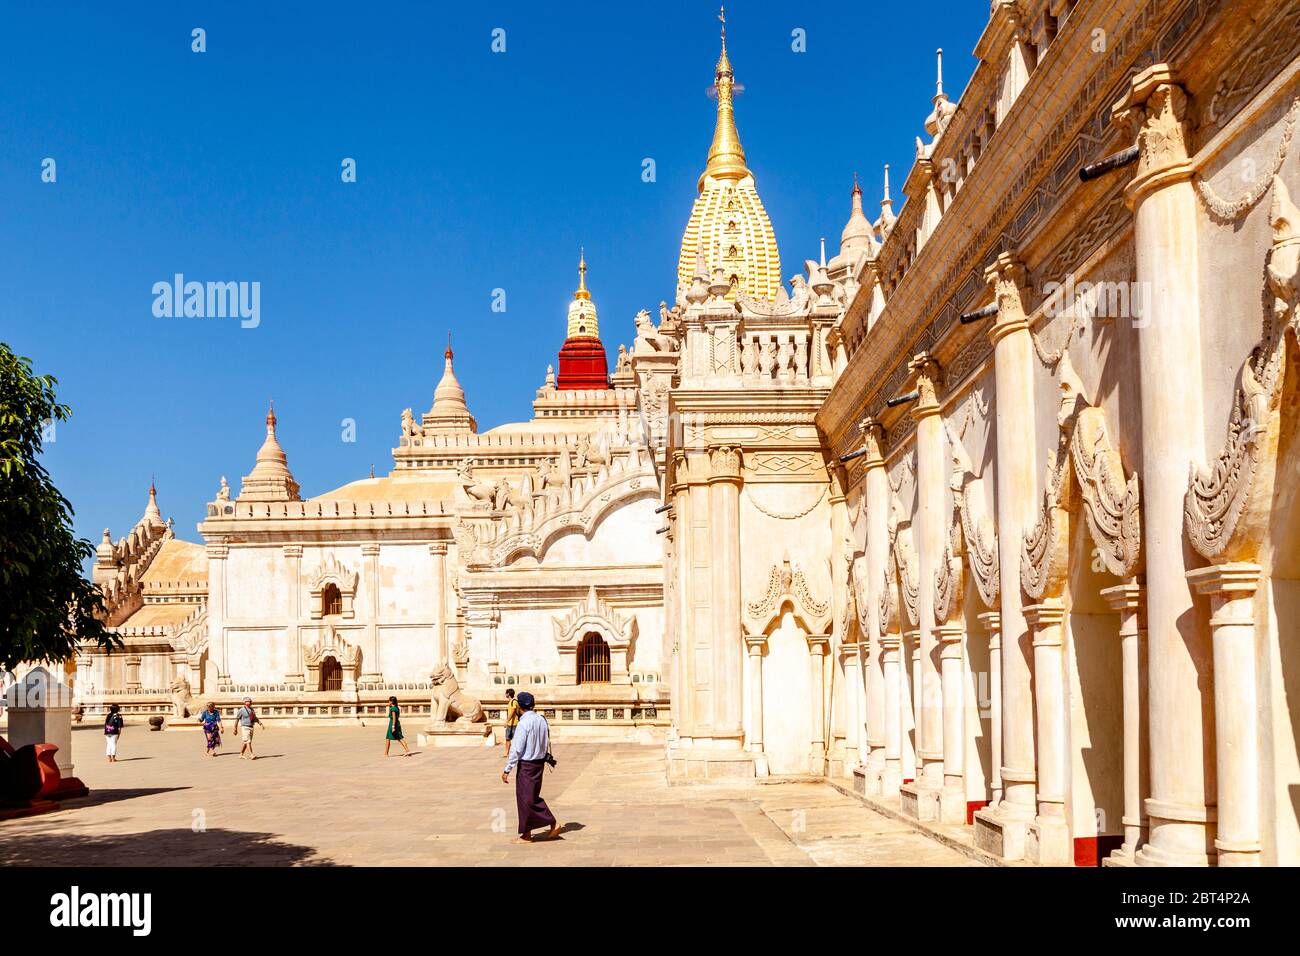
[557,337,609,390]
[902,778,914,785]
[966,800,990,825]
[1074,834,1125,867]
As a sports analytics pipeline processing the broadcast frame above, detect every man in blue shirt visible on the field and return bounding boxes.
[500,692,560,842]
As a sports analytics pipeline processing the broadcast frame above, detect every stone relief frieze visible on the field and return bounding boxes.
[1186,176,1300,561]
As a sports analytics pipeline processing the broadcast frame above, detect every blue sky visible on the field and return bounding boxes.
[0,0,986,550]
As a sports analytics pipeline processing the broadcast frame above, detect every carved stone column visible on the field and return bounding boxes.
[1187,564,1263,867]
[283,545,304,686]
[830,465,850,770]
[907,628,922,786]
[669,452,697,745]
[708,445,744,747]
[841,641,862,775]
[907,353,946,804]
[1025,599,1070,865]
[206,540,230,684]
[360,543,383,686]
[936,623,967,823]
[744,634,769,776]
[808,635,830,775]
[978,610,1003,808]
[862,418,890,782]
[1115,64,1216,867]
[430,543,449,670]
[880,633,904,797]
[973,253,1038,860]
[1101,582,1149,865]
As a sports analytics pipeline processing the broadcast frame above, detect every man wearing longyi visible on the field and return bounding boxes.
[500,692,561,843]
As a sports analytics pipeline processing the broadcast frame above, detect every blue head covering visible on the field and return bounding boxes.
[517,691,535,709]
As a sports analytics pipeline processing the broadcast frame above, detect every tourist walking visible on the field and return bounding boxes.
[235,696,261,760]
[384,695,410,756]
[500,692,560,842]
[502,688,521,756]
[103,703,123,763]
[200,702,223,755]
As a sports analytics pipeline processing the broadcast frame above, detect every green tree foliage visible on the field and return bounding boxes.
[0,343,116,671]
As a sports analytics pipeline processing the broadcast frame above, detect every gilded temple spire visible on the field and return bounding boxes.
[677,6,781,302]
[700,4,751,190]
[566,249,599,338]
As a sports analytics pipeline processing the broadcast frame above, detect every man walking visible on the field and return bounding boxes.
[235,696,262,760]
[500,692,560,842]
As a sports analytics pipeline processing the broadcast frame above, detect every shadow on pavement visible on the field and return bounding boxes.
[0,827,340,866]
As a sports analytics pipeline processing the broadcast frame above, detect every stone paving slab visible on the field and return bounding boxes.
[0,726,982,867]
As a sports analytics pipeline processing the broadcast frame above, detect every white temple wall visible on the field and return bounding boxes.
[226,628,290,684]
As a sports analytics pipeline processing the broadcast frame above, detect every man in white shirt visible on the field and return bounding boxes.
[500,692,561,842]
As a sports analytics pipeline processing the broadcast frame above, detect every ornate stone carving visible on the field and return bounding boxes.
[1022,355,1142,597]
[303,625,361,690]
[1112,65,1192,188]
[308,555,359,620]
[945,416,999,607]
[1186,177,1300,561]
[745,554,830,635]
[889,493,920,627]
[708,444,742,483]
[551,585,636,684]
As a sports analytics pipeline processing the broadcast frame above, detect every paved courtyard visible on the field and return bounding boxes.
[0,724,982,866]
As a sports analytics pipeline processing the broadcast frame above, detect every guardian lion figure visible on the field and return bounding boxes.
[169,675,200,719]
[430,664,485,723]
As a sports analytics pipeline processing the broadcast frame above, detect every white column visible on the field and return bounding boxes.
[910,354,946,796]
[283,545,304,686]
[206,541,229,686]
[808,636,830,775]
[937,623,967,823]
[862,418,890,781]
[708,445,745,748]
[1026,599,1070,864]
[360,543,383,685]
[842,642,863,774]
[973,253,1037,860]
[880,634,903,796]
[1101,582,1149,864]
[1115,65,1216,867]
[1187,564,1263,867]
[431,543,449,669]
[978,610,1003,808]
[745,635,768,776]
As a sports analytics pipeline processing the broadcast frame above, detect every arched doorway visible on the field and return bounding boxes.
[577,632,611,684]
[320,656,343,692]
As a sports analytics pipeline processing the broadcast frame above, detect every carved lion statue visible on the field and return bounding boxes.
[430,664,485,723]
[169,676,200,719]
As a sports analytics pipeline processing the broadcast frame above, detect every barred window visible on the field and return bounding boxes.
[577,632,611,684]
[320,656,343,692]
[322,583,343,616]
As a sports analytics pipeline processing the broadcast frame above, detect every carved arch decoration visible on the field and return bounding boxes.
[944,416,1000,609]
[460,447,657,569]
[308,555,359,620]
[889,492,921,627]
[842,543,871,644]
[745,554,831,638]
[1022,355,1142,600]
[1186,176,1300,562]
[551,585,636,685]
[303,624,361,690]
[933,520,966,626]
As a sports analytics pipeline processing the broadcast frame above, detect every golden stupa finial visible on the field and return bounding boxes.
[700,3,750,190]
[575,248,590,301]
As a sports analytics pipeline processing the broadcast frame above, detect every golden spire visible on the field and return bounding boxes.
[566,249,599,338]
[700,3,751,190]
[678,5,781,302]
[574,248,590,301]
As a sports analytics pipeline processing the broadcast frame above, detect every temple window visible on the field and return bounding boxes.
[577,632,611,684]
[320,656,343,691]
[322,583,343,616]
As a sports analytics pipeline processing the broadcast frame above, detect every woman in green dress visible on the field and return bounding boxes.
[384,695,411,756]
